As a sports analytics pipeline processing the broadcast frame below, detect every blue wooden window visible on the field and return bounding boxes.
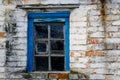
[27,12,70,72]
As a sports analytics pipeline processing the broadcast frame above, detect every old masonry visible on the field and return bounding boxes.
[0,0,120,80]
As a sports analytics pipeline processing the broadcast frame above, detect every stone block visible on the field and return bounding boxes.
[31,73,48,79]
[69,74,78,79]
[49,73,58,79]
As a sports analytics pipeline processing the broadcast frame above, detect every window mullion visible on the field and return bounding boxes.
[48,24,51,71]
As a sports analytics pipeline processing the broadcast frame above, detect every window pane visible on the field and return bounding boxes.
[50,23,64,39]
[36,43,47,52]
[35,57,48,71]
[51,57,64,71]
[35,23,48,38]
[51,40,64,51]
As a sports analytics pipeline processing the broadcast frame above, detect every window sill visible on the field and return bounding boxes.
[31,71,70,74]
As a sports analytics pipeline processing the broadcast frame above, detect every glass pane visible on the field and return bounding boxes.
[51,40,64,51]
[35,57,48,71]
[35,23,48,38]
[51,57,64,71]
[36,43,47,52]
[50,23,64,39]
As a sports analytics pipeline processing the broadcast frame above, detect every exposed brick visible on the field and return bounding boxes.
[0,32,5,38]
[89,39,100,44]
[86,51,103,56]
[58,73,68,79]
[70,52,74,57]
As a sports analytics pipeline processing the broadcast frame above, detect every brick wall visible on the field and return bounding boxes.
[0,0,120,80]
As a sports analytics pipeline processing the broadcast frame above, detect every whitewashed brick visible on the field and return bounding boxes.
[0,9,5,16]
[13,44,27,50]
[7,74,23,78]
[14,10,26,17]
[88,27,98,32]
[0,56,6,62]
[90,63,105,68]
[70,28,86,34]
[0,73,6,78]
[70,63,86,68]
[89,10,100,16]
[107,63,120,69]
[89,16,100,21]
[70,45,87,51]
[70,39,87,45]
[106,50,120,56]
[16,26,27,32]
[70,57,75,62]
[60,0,80,4]
[112,20,120,25]
[111,0,120,3]
[79,58,88,63]
[8,56,27,61]
[90,74,105,79]
[0,21,4,25]
[106,38,120,43]
[93,69,107,74]
[0,67,5,72]
[0,17,5,21]
[70,34,87,40]
[70,22,87,27]
[106,4,119,9]
[7,67,25,72]
[90,32,104,38]
[12,50,27,56]
[89,57,105,63]
[17,22,27,27]
[13,32,27,37]
[0,63,5,66]
[7,62,26,67]
[90,21,102,27]
[88,44,104,50]
[12,38,27,44]
[107,27,118,31]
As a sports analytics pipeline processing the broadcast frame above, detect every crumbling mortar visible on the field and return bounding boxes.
[3,8,23,78]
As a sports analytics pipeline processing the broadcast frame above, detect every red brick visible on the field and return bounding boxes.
[89,39,100,44]
[70,52,74,57]
[86,51,103,56]
[0,32,5,38]
[86,51,94,56]
[95,51,103,56]
[58,73,68,79]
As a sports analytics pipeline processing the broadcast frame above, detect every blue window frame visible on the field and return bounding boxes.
[27,12,70,72]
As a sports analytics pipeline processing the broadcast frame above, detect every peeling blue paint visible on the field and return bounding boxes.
[28,12,70,72]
